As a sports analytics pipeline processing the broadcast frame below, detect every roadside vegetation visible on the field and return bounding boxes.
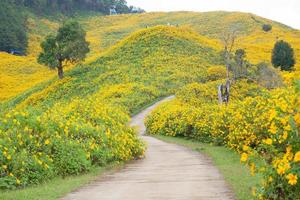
[146,70,300,199]
[0,162,122,200]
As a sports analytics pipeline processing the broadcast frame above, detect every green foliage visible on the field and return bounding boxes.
[52,141,91,176]
[271,40,295,71]
[38,20,89,79]
[232,48,249,79]
[262,24,272,32]
[235,49,246,61]
[0,1,27,53]
[255,62,283,89]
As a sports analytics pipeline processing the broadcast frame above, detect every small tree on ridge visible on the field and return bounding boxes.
[38,20,89,79]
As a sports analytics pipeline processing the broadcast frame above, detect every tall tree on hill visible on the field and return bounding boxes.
[233,48,248,79]
[271,40,295,71]
[218,27,239,104]
[38,20,89,79]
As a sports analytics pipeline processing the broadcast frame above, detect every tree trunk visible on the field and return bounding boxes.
[57,61,64,79]
[225,52,230,80]
[218,84,223,104]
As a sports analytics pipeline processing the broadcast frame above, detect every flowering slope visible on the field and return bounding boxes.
[1,11,300,101]
[0,26,219,189]
[146,80,300,199]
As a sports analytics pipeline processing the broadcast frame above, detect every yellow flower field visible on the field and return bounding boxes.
[1,11,300,101]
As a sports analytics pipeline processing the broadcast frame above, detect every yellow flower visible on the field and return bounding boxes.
[269,122,277,134]
[282,132,288,140]
[44,139,50,145]
[16,178,21,185]
[250,163,256,176]
[9,173,14,177]
[86,152,91,159]
[277,166,286,175]
[2,165,7,170]
[284,125,292,131]
[240,153,248,162]
[294,113,300,126]
[286,173,298,186]
[269,109,277,121]
[24,126,29,132]
[263,138,273,145]
[279,102,288,112]
[7,155,11,160]
[36,116,41,122]
[268,176,273,183]
[251,187,257,197]
[294,151,300,162]
[242,145,249,151]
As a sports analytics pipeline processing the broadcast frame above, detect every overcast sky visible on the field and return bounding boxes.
[127,0,300,29]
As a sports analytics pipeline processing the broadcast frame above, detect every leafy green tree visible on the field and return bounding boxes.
[232,49,247,79]
[234,49,246,65]
[271,40,295,71]
[38,20,89,79]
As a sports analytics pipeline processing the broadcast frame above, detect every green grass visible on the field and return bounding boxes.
[153,135,262,200]
[0,162,123,200]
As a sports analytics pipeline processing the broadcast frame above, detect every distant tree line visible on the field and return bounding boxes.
[0,0,144,54]
[0,0,27,53]
[10,0,144,15]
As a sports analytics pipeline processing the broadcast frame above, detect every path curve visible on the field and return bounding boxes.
[62,96,235,200]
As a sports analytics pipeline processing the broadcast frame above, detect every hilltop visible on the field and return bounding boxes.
[6,26,220,112]
[1,11,300,101]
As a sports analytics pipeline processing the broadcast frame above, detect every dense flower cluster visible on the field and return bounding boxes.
[146,81,300,199]
[0,95,145,189]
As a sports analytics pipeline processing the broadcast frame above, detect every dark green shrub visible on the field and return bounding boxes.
[262,24,272,32]
[271,40,295,71]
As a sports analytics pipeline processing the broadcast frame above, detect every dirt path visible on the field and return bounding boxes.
[62,96,235,200]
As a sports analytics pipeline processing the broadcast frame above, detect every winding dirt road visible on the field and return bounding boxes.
[62,96,235,200]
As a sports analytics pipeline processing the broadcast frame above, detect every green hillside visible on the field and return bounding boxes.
[82,11,300,63]
[0,26,222,190]
[9,26,220,111]
[2,11,300,101]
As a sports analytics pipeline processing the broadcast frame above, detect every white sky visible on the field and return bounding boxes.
[127,0,300,29]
